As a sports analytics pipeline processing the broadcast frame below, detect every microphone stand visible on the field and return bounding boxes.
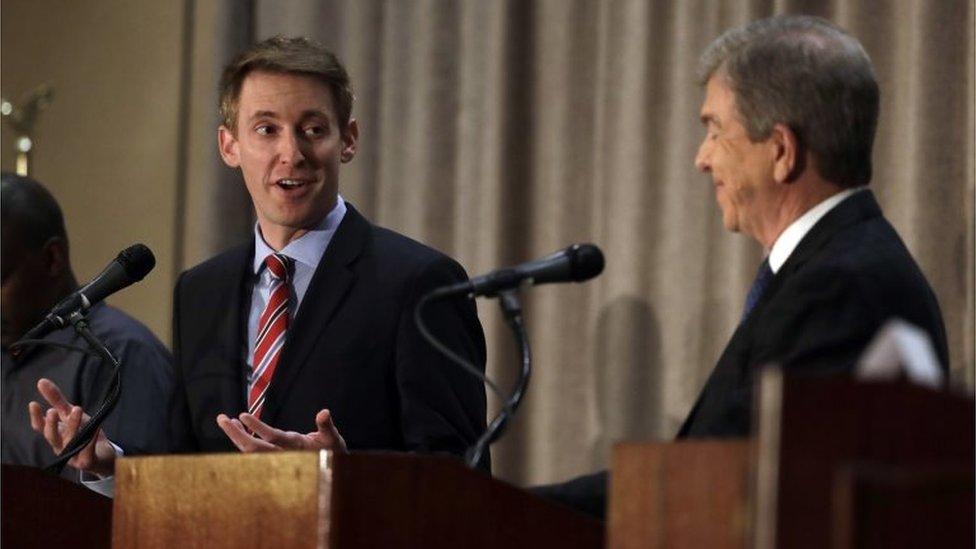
[43,310,122,475]
[464,288,532,469]
[414,284,534,470]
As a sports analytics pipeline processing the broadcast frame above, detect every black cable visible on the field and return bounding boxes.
[415,286,533,470]
[44,312,122,475]
[414,291,506,402]
[465,289,531,469]
[8,339,100,357]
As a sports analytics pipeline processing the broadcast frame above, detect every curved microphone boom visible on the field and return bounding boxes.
[415,242,605,469]
[431,243,605,299]
[18,244,156,343]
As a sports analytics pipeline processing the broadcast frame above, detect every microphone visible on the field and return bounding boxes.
[434,243,605,299]
[19,244,156,342]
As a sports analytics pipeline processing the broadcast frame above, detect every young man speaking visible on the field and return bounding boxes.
[30,37,489,484]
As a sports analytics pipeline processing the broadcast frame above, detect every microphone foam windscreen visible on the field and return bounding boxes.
[117,244,156,280]
[569,243,605,282]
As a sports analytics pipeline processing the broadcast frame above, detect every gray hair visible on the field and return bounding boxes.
[698,15,879,187]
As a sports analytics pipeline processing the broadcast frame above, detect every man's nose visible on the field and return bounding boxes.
[694,140,711,173]
[278,131,307,165]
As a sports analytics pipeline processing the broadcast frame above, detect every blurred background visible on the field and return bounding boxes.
[2,0,972,486]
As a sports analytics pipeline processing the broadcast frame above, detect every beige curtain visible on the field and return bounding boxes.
[180,0,974,485]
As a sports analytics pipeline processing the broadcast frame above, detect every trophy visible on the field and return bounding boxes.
[1,84,54,176]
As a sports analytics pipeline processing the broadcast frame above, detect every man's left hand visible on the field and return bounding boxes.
[216,408,348,453]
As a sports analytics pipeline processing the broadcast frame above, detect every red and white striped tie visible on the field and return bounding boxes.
[248,253,291,419]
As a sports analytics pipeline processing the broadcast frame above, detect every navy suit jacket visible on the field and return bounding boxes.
[534,190,948,518]
[169,203,488,466]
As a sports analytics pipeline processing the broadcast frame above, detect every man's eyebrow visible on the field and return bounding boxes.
[299,109,329,119]
[249,110,278,121]
[248,109,331,122]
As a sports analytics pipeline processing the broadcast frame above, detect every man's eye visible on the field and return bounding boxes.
[303,126,325,138]
[255,125,276,136]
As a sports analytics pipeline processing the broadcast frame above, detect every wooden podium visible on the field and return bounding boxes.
[111,451,603,548]
[607,375,974,549]
[5,378,970,548]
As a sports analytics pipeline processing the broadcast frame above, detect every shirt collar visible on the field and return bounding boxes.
[767,187,864,273]
[253,195,347,274]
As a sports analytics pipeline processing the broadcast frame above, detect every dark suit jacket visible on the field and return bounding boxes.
[534,190,949,517]
[678,190,948,437]
[169,203,488,466]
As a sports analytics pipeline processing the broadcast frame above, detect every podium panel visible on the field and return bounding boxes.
[113,451,326,549]
[830,464,974,549]
[754,374,975,549]
[607,440,751,549]
[112,451,603,549]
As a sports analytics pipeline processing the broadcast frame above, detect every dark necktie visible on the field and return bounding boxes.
[742,259,774,321]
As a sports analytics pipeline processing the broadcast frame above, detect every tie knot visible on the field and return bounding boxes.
[265,253,291,281]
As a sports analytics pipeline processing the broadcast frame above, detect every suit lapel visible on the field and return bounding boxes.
[182,241,253,438]
[235,248,256,408]
[259,204,369,424]
[778,191,880,277]
[218,244,254,414]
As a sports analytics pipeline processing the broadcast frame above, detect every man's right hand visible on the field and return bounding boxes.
[28,378,117,477]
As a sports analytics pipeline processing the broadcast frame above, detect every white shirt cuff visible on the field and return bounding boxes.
[78,440,124,498]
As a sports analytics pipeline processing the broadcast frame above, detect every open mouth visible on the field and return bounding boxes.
[275,179,310,190]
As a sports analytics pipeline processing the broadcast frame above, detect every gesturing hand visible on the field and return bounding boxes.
[216,408,348,453]
[28,378,117,477]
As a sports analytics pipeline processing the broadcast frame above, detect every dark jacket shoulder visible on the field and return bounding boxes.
[178,241,252,287]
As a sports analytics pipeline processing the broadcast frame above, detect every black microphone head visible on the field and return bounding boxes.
[117,244,156,281]
[568,243,604,282]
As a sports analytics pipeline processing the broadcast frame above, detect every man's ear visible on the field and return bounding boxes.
[217,125,241,168]
[770,123,802,183]
[41,237,70,278]
[340,119,359,163]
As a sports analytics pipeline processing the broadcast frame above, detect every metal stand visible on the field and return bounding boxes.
[44,311,122,474]
[414,286,535,470]
[465,288,532,469]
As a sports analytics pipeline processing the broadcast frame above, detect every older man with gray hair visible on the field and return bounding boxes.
[534,14,948,519]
